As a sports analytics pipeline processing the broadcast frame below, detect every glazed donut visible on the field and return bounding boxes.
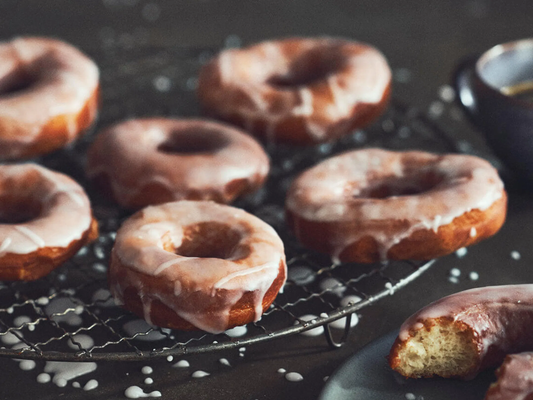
[197,37,391,145]
[485,352,533,400]
[0,37,99,160]
[109,200,287,333]
[388,285,533,379]
[86,118,270,209]
[0,164,98,281]
[285,148,507,263]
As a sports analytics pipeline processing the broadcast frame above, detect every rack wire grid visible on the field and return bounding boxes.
[0,44,462,362]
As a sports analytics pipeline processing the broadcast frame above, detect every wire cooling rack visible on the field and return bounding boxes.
[0,45,460,361]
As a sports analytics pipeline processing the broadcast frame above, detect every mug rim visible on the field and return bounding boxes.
[475,38,533,109]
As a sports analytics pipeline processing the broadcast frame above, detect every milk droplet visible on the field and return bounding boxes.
[192,370,210,378]
[1,331,22,345]
[219,358,231,367]
[511,251,521,260]
[285,372,304,382]
[72,381,81,388]
[166,356,173,362]
[144,377,153,385]
[287,266,315,286]
[19,360,36,371]
[319,277,346,297]
[469,271,479,281]
[455,247,468,258]
[124,385,162,398]
[84,379,98,391]
[296,314,324,337]
[173,360,190,368]
[225,325,247,337]
[277,368,286,374]
[142,366,153,375]
[449,268,461,277]
[37,373,51,383]
[405,393,416,400]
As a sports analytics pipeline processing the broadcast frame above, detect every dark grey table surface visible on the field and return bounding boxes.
[1,1,533,399]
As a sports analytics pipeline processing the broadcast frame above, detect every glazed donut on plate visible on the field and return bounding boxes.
[0,164,98,281]
[0,36,99,160]
[388,285,533,379]
[484,352,533,400]
[197,37,391,145]
[285,148,507,263]
[109,200,287,333]
[86,118,270,209]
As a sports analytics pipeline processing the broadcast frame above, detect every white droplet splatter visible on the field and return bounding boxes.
[225,325,247,337]
[219,358,231,367]
[19,360,36,371]
[455,247,468,258]
[319,277,346,297]
[124,385,162,398]
[173,360,190,368]
[37,373,51,383]
[511,251,521,260]
[285,372,304,382]
[296,314,324,337]
[469,271,479,281]
[287,266,315,286]
[142,366,153,375]
[84,379,98,391]
[144,377,153,385]
[449,268,461,277]
[192,370,210,378]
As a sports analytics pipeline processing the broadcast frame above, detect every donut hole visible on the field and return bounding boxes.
[177,222,245,260]
[0,196,42,224]
[360,172,445,199]
[267,49,345,88]
[157,128,230,154]
[0,71,35,96]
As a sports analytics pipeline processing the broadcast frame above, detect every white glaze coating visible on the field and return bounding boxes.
[86,118,269,208]
[0,37,99,159]
[398,285,533,361]
[286,148,504,260]
[0,164,93,256]
[110,200,286,333]
[199,37,391,143]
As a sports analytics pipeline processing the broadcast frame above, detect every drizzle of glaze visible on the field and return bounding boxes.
[0,164,93,256]
[199,37,391,144]
[286,149,504,261]
[110,201,286,333]
[0,37,99,159]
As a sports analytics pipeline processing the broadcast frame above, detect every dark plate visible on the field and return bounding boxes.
[319,331,496,400]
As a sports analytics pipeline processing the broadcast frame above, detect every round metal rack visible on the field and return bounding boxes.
[0,45,459,361]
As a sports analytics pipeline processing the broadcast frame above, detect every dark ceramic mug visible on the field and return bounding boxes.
[454,38,533,183]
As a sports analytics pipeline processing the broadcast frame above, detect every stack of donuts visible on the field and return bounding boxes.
[0,34,508,346]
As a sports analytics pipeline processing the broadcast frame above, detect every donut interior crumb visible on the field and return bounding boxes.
[392,320,478,378]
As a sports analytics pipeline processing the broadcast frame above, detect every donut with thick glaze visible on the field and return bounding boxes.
[0,164,98,280]
[0,37,99,160]
[86,118,270,209]
[109,200,287,333]
[197,37,391,145]
[285,148,506,263]
[389,285,533,379]
[485,352,533,400]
